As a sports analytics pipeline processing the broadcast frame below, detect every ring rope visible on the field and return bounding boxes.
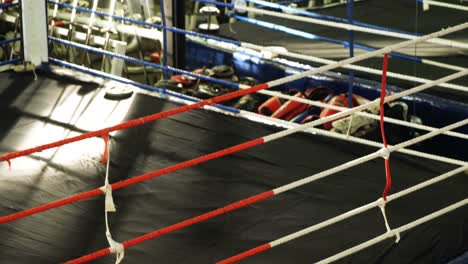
[420,0,468,12]
[239,0,468,49]
[195,0,414,35]
[48,37,241,88]
[52,33,468,141]
[0,58,20,67]
[49,58,240,114]
[247,89,468,140]
[65,120,467,263]
[1,67,466,225]
[233,15,422,63]
[239,110,467,166]
[196,0,468,71]
[3,24,462,165]
[0,37,21,46]
[0,3,18,9]
[50,57,467,167]
[0,14,464,262]
[244,0,418,35]
[233,14,466,72]
[47,1,243,46]
[317,198,468,264]
[188,34,468,93]
[49,0,468,74]
[216,165,468,264]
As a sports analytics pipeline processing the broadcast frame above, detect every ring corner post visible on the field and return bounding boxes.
[20,0,49,67]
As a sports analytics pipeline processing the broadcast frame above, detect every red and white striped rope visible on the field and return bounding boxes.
[217,164,467,264]
[3,22,466,166]
[65,119,467,264]
[1,66,467,225]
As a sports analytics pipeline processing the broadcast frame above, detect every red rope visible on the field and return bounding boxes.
[0,138,264,224]
[0,83,269,163]
[379,54,392,201]
[217,244,272,264]
[66,190,275,264]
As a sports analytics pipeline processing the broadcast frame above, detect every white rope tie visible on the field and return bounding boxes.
[98,139,125,264]
[378,198,400,243]
[378,147,390,160]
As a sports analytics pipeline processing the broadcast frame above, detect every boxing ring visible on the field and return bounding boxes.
[0,0,467,263]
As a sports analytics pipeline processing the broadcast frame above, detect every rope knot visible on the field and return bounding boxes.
[378,147,390,160]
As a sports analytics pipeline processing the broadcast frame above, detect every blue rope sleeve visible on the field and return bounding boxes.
[0,3,18,9]
[0,58,21,67]
[0,37,21,46]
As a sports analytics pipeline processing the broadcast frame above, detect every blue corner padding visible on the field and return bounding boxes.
[186,40,468,160]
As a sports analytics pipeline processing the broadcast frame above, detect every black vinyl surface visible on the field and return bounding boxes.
[0,71,467,264]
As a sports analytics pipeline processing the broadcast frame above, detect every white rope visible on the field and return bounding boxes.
[104,0,117,31]
[317,198,468,264]
[262,22,468,92]
[273,118,468,195]
[98,139,125,264]
[69,0,79,25]
[265,165,466,249]
[87,0,99,32]
[236,41,468,93]
[51,0,60,24]
[271,118,467,195]
[422,58,466,71]
[239,110,467,166]
[263,69,468,143]
[237,1,468,50]
[423,0,468,11]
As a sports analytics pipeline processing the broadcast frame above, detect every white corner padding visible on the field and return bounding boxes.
[21,0,49,66]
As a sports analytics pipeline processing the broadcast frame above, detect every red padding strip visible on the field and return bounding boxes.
[0,138,264,224]
[66,190,275,264]
[379,54,392,201]
[0,83,269,163]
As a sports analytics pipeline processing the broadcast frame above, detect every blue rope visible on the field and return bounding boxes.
[0,37,21,46]
[277,0,310,5]
[347,0,354,107]
[48,58,240,114]
[245,0,419,35]
[234,15,422,63]
[194,0,234,9]
[0,3,18,9]
[0,58,21,67]
[48,1,242,46]
[159,0,168,95]
[49,36,241,89]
